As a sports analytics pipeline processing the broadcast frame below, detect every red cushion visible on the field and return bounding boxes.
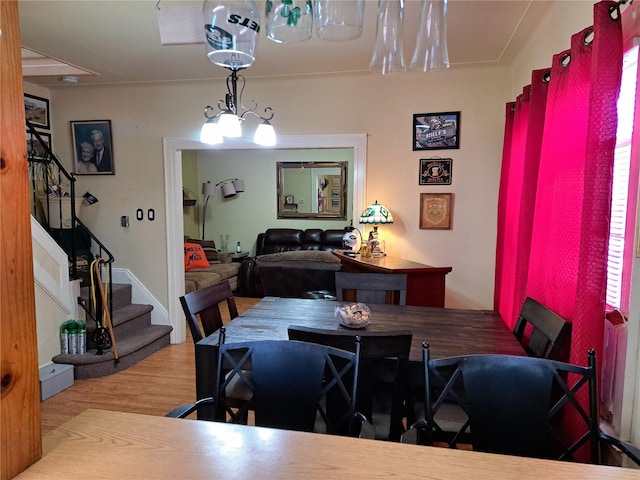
[184,243,210,271]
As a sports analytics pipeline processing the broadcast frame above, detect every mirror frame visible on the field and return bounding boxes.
[276,161,348,219]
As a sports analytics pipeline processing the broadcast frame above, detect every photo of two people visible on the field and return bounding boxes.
[71,120,115,175]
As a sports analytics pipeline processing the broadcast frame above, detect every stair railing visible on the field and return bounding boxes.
[26,120,115,341]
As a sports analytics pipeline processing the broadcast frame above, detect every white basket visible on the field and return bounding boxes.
[38,196,83,229]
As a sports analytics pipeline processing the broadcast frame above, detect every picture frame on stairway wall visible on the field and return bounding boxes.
[71,120,115,175]
[24,93,50,129]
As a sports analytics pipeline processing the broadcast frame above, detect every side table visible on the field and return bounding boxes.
[230,252,249,263]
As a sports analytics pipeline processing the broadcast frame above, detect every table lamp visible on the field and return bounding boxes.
[359,200,393,256]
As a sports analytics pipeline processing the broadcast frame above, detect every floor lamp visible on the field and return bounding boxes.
[201,181,216,240]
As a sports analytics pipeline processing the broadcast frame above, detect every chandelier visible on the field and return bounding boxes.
[200,0,276,146]
[199,68,276,146]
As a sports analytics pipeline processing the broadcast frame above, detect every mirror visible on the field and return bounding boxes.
[277,161,348,219]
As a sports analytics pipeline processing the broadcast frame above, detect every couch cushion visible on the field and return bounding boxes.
[185,271,222,290]
[184,243,210,271]
[256,250,341,270]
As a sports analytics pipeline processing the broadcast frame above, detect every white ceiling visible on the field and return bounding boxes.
[18,0,544,87]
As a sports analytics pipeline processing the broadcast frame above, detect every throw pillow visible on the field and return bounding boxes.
[185,238,219,262]
[184,243,210,271]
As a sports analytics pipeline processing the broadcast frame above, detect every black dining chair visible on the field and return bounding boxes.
[513,296,572,361]
[179,280,238,343]
[167,327,374,438]
[335,272,408,305]
[402,343,640,466]
[178,281,250,419]
[287,325,412,441]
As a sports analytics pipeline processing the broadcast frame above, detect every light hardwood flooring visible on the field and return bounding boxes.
[40,296,261,435]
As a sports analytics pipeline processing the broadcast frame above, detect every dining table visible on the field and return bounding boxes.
[15,409,640,480]
[195,296,526,420]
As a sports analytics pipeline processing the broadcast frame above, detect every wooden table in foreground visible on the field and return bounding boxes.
[195,297,525,419]
[333,251,453,307]
[16,409,639,480]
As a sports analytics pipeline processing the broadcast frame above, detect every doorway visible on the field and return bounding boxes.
[164,134,367,343]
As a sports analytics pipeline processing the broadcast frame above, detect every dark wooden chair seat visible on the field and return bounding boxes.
[513,297,571,361]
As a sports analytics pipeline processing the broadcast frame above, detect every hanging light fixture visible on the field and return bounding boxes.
[200,69,276,146]
[202,0,260,69]
[410,0,450,72]
[369,0,406,75]
[200,1,276,146]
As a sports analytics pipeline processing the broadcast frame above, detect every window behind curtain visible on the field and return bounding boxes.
[607,45,638,312]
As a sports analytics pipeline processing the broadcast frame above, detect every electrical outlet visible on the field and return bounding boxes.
[121,216,129,227]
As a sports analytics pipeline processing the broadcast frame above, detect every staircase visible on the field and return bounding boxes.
[51,283,173,379]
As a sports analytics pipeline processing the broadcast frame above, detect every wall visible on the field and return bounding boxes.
[194,148,354,254]
[32,62,511,314]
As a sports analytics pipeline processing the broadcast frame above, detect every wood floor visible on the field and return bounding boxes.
[40,296,261,435]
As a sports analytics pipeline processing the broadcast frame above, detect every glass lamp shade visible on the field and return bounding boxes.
[410,0,450,72]
[369,0,406,75]
[202,0,260,69]
[254,121,277,146]
[265,0,313,43]
[218,111,242,137]
[200,118,223,144]
[359,200,394,224]
[314,0,364,41]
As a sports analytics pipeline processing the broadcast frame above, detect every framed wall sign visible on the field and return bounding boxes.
[420,193,453,229]
[71,120,115,175]
[413,111,460,151]
[420,158,452,185]
[24,93,50,129]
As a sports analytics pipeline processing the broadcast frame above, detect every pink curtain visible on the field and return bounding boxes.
[496,1,623,368]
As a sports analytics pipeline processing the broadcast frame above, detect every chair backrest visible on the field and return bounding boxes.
[287,325,412,441]
[217,328,362,436]
[179,281,238,343]
[416,344,600,461]
[513,297,572,360]
[335,272,407,305]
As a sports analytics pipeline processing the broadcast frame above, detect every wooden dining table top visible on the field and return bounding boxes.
[198,296,526,361]
[16,409,640,480]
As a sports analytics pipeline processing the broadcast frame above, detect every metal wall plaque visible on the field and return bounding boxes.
[420,158,452,185]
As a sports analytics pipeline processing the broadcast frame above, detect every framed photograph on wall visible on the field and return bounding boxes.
[413,111,460,151]
[420,193,453,229]
[26,131,51,160]
[71,120,115,175]
[24,94,50,129]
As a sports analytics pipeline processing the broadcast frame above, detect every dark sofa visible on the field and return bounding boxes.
[239,228,346,298]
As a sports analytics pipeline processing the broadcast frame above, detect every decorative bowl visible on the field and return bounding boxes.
[335,303,372,329]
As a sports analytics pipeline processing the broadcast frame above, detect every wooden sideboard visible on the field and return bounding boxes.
[333,252,452,307]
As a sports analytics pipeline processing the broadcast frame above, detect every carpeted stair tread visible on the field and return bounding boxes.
[52,325,173,379]
[110,303,154,328]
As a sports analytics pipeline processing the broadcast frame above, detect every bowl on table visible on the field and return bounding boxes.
[335,303,372,329]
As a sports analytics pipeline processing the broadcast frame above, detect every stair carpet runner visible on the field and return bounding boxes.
[52,283,172,379]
